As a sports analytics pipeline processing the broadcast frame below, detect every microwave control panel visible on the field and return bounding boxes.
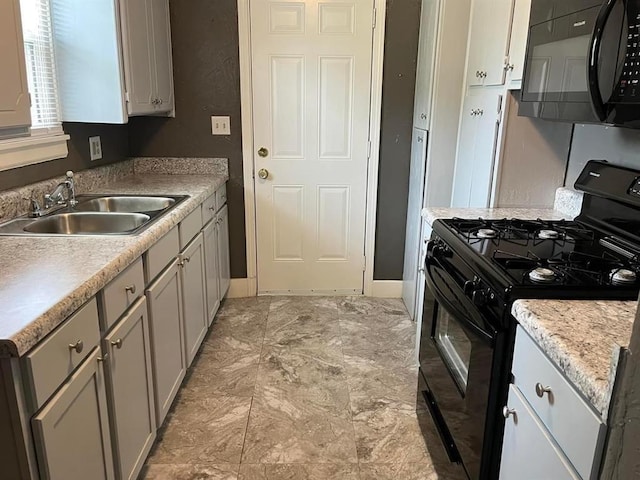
[617,11,640,102]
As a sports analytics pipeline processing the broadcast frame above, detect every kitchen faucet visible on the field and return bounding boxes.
[29,171,77,217]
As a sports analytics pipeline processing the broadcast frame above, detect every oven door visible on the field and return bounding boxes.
[419,256,498,480]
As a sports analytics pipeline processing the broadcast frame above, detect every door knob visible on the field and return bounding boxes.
[258,147,269,158]
[258,168,269,180]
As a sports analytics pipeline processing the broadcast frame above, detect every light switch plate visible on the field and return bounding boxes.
[211,116,231,135]
[89,136,102,161]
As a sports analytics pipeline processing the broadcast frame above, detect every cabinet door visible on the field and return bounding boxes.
[451,89,480,207]
[413,0,440,129]
[119,0,155,115]
[465,0,486,87]
[483,0,514,86]
[31,349,115,480]
[507,0,531,84]
[149,0,174,113]
[0,0,31,130]
[217,204,231,299]
[104,297,156,480]
[179,232,208,366]
[146,259,185,425]
[468,90,502,206]
[203,220,221,325]
[500,385,580,480]
[402,128,428,319]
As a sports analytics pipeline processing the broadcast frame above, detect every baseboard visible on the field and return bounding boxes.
[370,280,403,298]
[227,278,257,298]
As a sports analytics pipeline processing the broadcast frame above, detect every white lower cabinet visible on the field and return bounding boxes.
[146,259,186,425]
[104,297,156,480]
[179,232,208,366]
[31,348,115,480]
[203,220,221,325]
[500,385,580,480]
[217,204,231,298]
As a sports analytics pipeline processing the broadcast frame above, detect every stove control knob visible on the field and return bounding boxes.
[472,289,489,307]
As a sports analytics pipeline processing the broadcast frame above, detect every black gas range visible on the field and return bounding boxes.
[417,160,640,480]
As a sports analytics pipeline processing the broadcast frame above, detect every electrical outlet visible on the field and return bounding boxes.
[211,116,231,135]
[89,136,103,161]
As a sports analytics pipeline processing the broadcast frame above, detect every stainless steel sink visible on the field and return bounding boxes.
[73,196,176,213]
[23,213,151,235]
[0,194,189,236]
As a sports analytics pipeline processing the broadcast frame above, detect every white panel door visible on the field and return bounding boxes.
[413,0,441,130]
[507,0,532,84]
[402,128,428,319]
[149,0,174,112]
[251,0,374,294]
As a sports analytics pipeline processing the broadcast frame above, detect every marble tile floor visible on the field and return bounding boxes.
[141,296,466,480]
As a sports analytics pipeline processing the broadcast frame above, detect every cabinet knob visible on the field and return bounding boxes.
[111,338,123,349]
[535,383,552,398]
[209,206,216,211]
[258,168,269,180]
[97,353,109,363]
[417,136,423,143]
[125,284,136,294]
[502,406,516,419]
[179,257,191,267]
[68,340,84,354]
[505,63,514,71]
[475,70,480,78]
[420,113,427,120]
[477,109,484,116]
[258,147,269,158]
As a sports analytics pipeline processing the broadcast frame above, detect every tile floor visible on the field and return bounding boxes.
[141,296,466,480]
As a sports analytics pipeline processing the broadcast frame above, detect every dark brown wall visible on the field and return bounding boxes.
[374,0,421,280]
[128,0,246,278]
[0,123,128,192]
[128,0,421,281]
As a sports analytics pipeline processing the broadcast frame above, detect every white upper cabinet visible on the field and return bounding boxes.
[413,0,441,130]
[506,0,532,87]
[465,0,515,87]
[51,0,175,123]
[120,0,174,116]
[0,0,31,132]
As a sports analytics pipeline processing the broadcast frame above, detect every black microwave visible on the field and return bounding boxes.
[519,0,640,127]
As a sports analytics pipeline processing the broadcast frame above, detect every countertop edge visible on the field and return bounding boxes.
[0,173,228,358]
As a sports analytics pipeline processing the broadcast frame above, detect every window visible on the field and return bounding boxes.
[20,0,61,132]
[0,0,68,172]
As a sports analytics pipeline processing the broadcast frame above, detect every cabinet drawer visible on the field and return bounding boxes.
[513,327,605,480]
[179,206,203,249]
[24,299,100,409]
[215,183,227,210]
[100,258,145,331]
[144,225,179,284]
[202,193,217,226]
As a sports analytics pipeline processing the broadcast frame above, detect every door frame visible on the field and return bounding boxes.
[237,0,387,296]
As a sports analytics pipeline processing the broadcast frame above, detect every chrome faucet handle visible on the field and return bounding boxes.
[65,170,77,206]
[43,193,55,209]
[28,198,43,217]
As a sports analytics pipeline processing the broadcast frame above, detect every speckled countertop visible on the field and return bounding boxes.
[0,172,227,357]
[421,207,570,226]
[512,300,636,420]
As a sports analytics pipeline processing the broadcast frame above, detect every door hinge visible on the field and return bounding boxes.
[124,91,131,103]
[373,7,377,29]
[497,94,504,122]
[367,140,372,159]
[28,93,32,107]
[362,255,367,271]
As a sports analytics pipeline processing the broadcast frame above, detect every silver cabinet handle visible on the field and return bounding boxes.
[420,113,427,120]
[111,339,123,349]
[68,340,83,354]
[97,353,109,363]
[417,136,423,143]
[125,284,136,294]
[179,257,191,267]
[477,109,484,116]
[209,206,216,211]
[502,406,516,419]
[535,383,552,398]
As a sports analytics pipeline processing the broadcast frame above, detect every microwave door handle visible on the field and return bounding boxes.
[589,0,619,120]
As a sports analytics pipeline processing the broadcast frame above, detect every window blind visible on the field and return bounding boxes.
[19,0,61,130]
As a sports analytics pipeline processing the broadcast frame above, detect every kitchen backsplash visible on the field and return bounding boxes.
[566,124,640,187]
[0,157,227,224]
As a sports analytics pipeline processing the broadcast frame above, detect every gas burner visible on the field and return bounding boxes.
[538,229,560,240]
[528,267,557,284]
[477,228,498,239]
[610,268,637,285]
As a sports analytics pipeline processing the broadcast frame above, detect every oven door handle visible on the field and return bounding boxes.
[425,257,495,344]
[588,0,618,121]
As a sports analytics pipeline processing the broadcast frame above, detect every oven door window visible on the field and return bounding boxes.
[434,305,472,394]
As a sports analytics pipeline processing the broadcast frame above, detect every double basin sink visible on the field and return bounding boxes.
[0,195,188,236]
